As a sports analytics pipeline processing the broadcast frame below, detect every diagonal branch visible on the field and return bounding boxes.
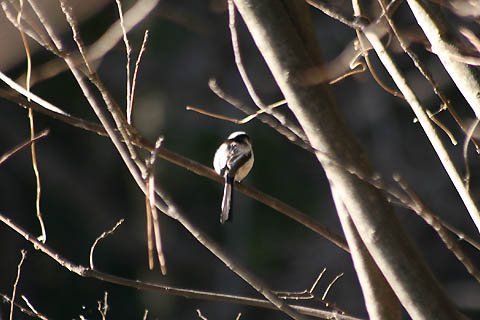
[360,0,480,236]
[0,88,348,252]
[405,0,480,119]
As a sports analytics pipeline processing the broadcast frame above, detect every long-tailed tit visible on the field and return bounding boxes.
[213,131,254,224]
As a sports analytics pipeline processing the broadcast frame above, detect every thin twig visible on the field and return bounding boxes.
[145,184,154,270]
[276,269,326,300]
[426,109,457,145]
[440,220,480,252]
[321,273,343,301]
[186,99,286,124]
[186,105,247,123]
[59,0,95,75]
[145,137,167,275]
[228,0,267,111]
[116,0,133,124]
[274,269,349,315]
[17,0,46,244]
[10,250,27,320]
[0,129,49,166]
[308,0,406,99]
[463,119,479,191]
[129,29,150,124]
[310,268,327,293]
[97,291,108,320]
[0,293,48,320]
[305,0,403,31]
[0,71,69,116]
[305,0,364,28]
[328,52,367,85]
[89,219,125,269]
[356,28,404,99]
[16,0,31,92]
[196,309,208,320]
[21,295,49,320]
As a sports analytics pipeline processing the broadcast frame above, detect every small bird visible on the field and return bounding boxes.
[213,131,254,224]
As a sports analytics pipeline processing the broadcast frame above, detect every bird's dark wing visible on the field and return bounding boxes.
[226,143,251,179]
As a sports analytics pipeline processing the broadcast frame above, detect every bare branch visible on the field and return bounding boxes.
[0,71,69,116]
[97,291,108,320]
[361,0,480,236]
[144,137,167,275]
[0,293,48,320]
[186,99,286,124]
[394,174,480,282]
[0,211,363,320]
[0,129,49,166]
[196,309,208,320]
[228,0,266,112]
[321,273,343,301]
[10,250,27,320]
[16,0,47,243]
[406,0,480,118]
[227,0,309,144]
[376,0,480,151]
[21,295,48,320]
[208,78,312,152]
[129,29,150,124]
[89,219,125,269]
[116,0,133,123]
[463,119,480,191]
[305,0,363,29]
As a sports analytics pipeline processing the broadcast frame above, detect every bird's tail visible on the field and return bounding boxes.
[220,176,234,224]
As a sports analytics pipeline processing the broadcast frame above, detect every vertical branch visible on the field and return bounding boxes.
[10,250,27,320]
[463,119,479,192]
[17,0,46,243]
[333,190,401,320]
[145,137,167,275]
[145,188,155,270]
[228,0,267,111]
[129,29,149,121]
[116,0,133,124]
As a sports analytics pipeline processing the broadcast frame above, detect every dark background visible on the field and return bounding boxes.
[1,0,480,319]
